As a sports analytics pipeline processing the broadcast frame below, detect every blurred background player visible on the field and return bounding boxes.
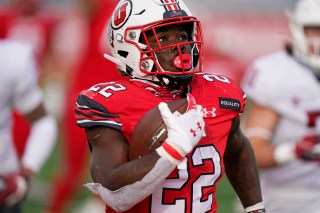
[241,0,320,212]
[0,0,62,76]
[0,0,57,62]
[0,39,57,212]
[0,0,60,159]
[45,0,126,212]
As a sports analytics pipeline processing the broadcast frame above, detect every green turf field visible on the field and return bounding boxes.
[22,142,239,213]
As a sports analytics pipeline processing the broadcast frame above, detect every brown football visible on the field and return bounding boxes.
[129,98,188,160]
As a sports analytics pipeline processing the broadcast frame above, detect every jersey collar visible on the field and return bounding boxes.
[130,78,183,101]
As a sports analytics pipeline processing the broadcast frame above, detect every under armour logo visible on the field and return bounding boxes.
[203,107,216,118]
[190,122,202,137]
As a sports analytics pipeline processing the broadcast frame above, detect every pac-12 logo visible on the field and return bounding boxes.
[111,0,132,30]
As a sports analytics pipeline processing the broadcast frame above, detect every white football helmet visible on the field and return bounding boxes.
[105,0,203,88]
[289,0,320,72]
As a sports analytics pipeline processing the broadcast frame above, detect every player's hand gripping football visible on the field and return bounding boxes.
[156,93,205,164]
[0,172,28,207]
[295,134,320,161]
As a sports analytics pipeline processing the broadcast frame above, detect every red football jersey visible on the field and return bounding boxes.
[75,73,246,213]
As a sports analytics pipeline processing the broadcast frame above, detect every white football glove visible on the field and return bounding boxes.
[156,93,205,165]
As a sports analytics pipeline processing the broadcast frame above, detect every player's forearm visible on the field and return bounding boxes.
[91,152,162,190]
[224,139,263,208]
[22,114,57,174]
[87,157,176,211]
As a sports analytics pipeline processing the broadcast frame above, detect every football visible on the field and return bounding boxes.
[129,98,188,160]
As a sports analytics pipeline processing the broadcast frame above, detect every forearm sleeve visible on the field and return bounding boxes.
[21,115,58,173]
[84,158,175,212]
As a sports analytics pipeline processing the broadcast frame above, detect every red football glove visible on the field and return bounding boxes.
[295,134,320,161]
[0,173,28,207]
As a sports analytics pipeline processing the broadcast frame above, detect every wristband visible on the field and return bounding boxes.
[245,202,266,213]
[22,115,57,173]
[245,127,272,140]
[156,142,184,165]
[273,143,297,165]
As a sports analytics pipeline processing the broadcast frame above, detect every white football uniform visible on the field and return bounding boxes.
[0,40,43,175]
[241,51,320,213]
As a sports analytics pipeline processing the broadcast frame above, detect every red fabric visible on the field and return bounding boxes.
[75,74,246,212]
[295,134,320,161]
[12,112,30,158]
[46,1,126,212]
[0,7,58,62]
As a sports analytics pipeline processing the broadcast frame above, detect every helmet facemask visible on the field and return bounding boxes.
[131,18,203,89]
[105,0,203,88]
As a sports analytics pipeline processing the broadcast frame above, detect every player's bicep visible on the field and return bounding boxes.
[86,126,129,185]
[224,116,245,157]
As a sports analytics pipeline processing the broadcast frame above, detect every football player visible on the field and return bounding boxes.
[75,0,265,212]
[241,0,320,212]
[0,39,57,212]
[45,0,124,212]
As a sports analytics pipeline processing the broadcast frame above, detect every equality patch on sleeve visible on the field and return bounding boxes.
[219,98,241,112]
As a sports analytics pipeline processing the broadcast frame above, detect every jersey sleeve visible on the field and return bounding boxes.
[229,77,246,114]
[74,89,122,131]
[195,73,246,120]
[219,76,246,118]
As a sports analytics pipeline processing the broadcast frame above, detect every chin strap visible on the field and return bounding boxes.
[157,74,193,90]
[103,54,123,67]
[103,54,127,74]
